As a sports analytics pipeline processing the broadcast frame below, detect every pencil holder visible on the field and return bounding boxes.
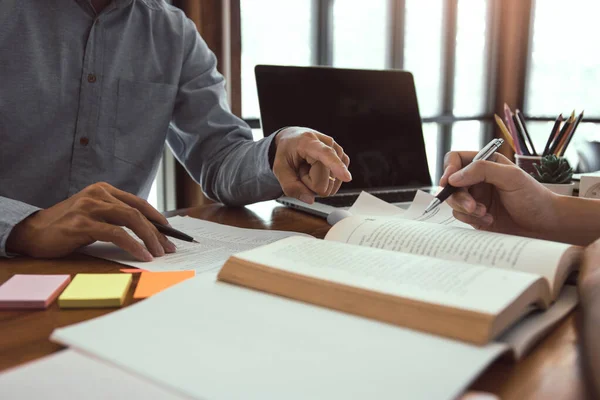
[515,155,542,175]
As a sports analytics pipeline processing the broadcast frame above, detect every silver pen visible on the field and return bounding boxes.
[423,138,505,214]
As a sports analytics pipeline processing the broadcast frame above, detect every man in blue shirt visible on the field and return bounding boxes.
[0,0,351,261]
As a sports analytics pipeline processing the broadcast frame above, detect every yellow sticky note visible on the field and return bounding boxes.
[58,274,132,308]
[133,271,195,299]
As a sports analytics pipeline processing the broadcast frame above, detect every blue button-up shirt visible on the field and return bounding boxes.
[0,0,283,256]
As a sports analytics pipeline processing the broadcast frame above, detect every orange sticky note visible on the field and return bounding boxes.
[133,271,195,299]
[120,268,148,274]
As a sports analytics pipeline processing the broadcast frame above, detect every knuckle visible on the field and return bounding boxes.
[84,182,109,197]
[96,181,111,189]
[73,196,96,209]
[70,214,90,230]
[110,226,126,239]
[320,135,333,146]
[303,131,318,142]
[127,207,144,221]
[324,146,337,156]
[443,152,453,166]
[471,160,486,170]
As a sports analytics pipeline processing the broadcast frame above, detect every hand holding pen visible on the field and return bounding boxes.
[436,148,567,238]
[424,138,504,214]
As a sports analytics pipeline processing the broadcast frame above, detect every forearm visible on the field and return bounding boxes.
[0,196,41,257]
[547,196,600,246]
[579,284,600,399]
[199,133,283,206]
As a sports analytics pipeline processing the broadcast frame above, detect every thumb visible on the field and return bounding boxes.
[448,160,525,191]
[275,163,316,204]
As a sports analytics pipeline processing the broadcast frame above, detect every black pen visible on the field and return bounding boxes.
[150,221,199,243]
[423,138,504,214]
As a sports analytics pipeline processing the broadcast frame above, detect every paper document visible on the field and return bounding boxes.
[0,350,190,400]
[348,190,470,228]
[402,190,471,227]
[81,216,308,274]
[52,275,508,400]
[347,191,406,217]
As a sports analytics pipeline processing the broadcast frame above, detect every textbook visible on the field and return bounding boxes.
[218,216,581,345]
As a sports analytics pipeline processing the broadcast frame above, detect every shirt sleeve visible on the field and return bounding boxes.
[166,17,283,206]
[0,196,40,257]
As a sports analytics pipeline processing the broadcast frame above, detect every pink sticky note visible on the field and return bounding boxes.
[0,274,71,309]
[120,268,148,273]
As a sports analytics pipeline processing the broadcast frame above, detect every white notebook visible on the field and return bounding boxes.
[51,275,514,400]
[0,350,190,399]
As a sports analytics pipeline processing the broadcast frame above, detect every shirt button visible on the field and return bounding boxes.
[80,137,90,146]
[87,74,97,83]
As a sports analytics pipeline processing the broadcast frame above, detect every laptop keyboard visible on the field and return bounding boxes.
[315,190,417,207]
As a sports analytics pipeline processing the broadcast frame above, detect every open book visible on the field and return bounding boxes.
[218,214,581,345]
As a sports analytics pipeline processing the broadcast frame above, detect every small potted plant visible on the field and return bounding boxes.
[531,155,575,195]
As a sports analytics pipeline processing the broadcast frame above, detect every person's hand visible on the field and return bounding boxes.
[440,151,559,238]
[6,182,176,261]
[272,127,351,204]
[580,238,600,303]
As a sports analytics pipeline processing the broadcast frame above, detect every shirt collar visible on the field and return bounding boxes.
[114,0,133,8]
[76,0,133,14]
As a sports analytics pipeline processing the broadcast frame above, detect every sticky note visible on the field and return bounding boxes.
[0,274,71,309]
[133,271,195,299]
[58,274,132,308]
[120,268,148,274]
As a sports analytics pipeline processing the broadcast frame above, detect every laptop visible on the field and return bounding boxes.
[255,65,434,218]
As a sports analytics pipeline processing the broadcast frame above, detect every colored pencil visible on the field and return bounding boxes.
[558,110,584,157]
[503,104,518,137]
[516,109,537,156]
[542,114,563,156]
[494,114,517,153]
[512,113,533,156]
[549,111,575,155]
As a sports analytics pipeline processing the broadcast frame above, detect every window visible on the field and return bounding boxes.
[242,1,600,182]
[525,0,600,165]
[147,150,176,212]
[403,0,444,118]
[332,0,389,70]
[240,0,313,122]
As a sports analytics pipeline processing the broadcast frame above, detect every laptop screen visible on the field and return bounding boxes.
[255,65,432,191]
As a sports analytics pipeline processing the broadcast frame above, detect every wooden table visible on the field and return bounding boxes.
[0,201,586,399]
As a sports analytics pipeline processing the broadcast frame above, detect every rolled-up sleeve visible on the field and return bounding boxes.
[0,197,40,257]
[166,18,282,206]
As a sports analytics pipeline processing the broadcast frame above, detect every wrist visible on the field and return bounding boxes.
[548,195,600,245]
[6,212,39,256]
[269,127,292,170]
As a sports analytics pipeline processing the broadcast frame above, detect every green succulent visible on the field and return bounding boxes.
[531,155,573,184]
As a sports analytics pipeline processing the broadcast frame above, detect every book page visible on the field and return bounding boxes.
[401,190,472,228]
[497,285,578,359]
[236,237,542,316]
[51,275,510,400]
[325,216,571,295]
[81,216,309,274]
